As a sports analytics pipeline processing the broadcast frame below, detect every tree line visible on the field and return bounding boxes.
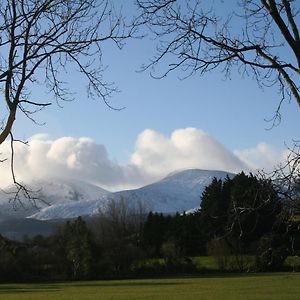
[0,172,299,282]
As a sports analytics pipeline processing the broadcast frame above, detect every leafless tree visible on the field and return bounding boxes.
[91,198,148,273]
[97,197,148,239]
[0,0,135,202]
[261,142,300,264]
[136,0,300,124]
[266,141,300,214]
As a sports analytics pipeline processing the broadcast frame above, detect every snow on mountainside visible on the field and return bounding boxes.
[0,169,234,221]
[113,169,234,213]
[0,178,110,220]
[29,199,109,220]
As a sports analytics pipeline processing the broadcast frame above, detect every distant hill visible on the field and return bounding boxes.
[113,169,234,213]
[0,218,60,240]
[0,169,234,222]
[0,178,111,220]
[28,169,234,220]
[0,169,235,239]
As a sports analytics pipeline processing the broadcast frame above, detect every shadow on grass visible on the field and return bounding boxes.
[0,284,61,294]
[0,272,298,294]
[0,281,189,294]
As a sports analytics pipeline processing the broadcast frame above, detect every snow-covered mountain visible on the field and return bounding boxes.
[0,178,110,220]
[17,169,233,220]
[0,169,234,221]
[113,169,234,213]
[29,198,109,220]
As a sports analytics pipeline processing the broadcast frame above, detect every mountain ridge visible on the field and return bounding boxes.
[113,168,234,213]
[0,169,235,221]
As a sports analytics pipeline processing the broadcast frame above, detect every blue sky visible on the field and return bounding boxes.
[14,34,298,159]
[5,0,299,190]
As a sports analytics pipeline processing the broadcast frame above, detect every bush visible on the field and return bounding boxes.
[256,235,288,271]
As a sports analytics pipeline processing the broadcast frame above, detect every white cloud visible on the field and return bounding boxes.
[131,128,248,177]
[0,135,145,191]
[234,142,288,171]
[0,128,287,191]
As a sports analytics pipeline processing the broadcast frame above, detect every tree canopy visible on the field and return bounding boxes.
[200,172,282,246]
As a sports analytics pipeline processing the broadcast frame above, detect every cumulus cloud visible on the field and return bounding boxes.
[131,128,248,177]
[0,135,145,191]
[234,143,288,171]
[0,128,287,191]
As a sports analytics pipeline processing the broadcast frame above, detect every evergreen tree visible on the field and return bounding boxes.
[142,212,171,256]
[228,173,282,247]
[200,173,282,259]
[200,177,231,239]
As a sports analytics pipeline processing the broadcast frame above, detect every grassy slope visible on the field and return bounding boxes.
[0,273,299,300]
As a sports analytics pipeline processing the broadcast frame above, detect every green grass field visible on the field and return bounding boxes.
[0,273,299,300]
[144,255,300,271]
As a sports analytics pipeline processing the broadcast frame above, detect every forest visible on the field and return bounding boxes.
[0,172,299,282]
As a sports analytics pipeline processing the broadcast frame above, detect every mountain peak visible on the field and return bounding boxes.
[164,168,234,180]
[0,169,235,221]
[113,169,235,214]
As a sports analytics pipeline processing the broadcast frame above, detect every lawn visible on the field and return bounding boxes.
[0,273,299,300]
[144,255,300,271]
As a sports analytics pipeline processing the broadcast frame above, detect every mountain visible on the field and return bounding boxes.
[29,198,109,220]
[0,169,234,221]
[0,178,110,220]
[113,169,234,213]
[31,169,234,220]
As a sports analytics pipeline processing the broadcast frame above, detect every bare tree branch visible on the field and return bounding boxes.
[136,0,300,121]
[0,0,136,204]
[0,0,136,145]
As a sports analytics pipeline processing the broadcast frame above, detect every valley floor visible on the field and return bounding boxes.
[0,273,299,300]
